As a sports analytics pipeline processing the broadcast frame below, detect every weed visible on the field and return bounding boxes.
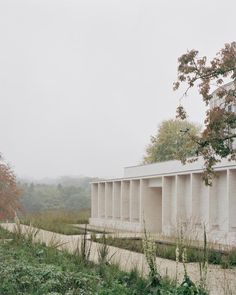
[73,224,91,264]
[142,226,161,287]
[47,233,67,250]
[97,232,110,265]
[198,225,208,291]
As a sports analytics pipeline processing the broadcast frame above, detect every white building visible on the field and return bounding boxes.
[90,82,236,245]
[90,159,236,245]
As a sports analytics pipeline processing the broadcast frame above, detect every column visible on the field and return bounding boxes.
[176,174,191,223]
[91,183,98,218]
[121,180,130,221]
[191,173,209,226]
[113,181,121,220]
[140,179,162,233]
[162,176,177,234]
[209,171,228,231]
[130,180,140,222]
[105,182,113,219]
[98,182,105,218]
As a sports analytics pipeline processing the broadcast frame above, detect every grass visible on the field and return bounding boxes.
[0,226,13,240]
[22,208,91,224]
[20,209,107,235]
[93,236,236,268]
[0,226,184,295]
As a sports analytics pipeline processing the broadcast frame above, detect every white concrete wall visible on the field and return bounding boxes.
[98,183,105,218]
[130,180,140,222]
[209,171,228,231]
[113,181,121,220]
[191,173,209,226]
[141,179,162,233]
[91,183,98,218]
[148,177,162,187]
[162,176,176,235]
[105,182,113,219]
[121,181,130,221]
[90,159,236,245]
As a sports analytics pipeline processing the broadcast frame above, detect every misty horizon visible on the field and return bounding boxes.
[1,0,235,179]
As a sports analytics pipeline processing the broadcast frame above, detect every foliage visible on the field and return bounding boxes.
[174,41,236,184]
[198,227,208,290]
[0,227,180,295]
[141,227,208,294]
[0,226,13,239]
[176,275,208,295]
[19,177,95,213]
[0,156,22,219]
[0,255,98,294]
[143,119,201,164]
[142,227,161,287]
[13,214,39,245]
[97,232,115,266]
[73,225,92,264]
[175,245,208,295]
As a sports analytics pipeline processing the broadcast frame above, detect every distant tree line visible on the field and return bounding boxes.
[19,176,99,213]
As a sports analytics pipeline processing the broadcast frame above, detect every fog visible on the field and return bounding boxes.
[0,0,235,179]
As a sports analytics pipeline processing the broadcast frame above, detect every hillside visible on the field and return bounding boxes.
[19,176,100,213]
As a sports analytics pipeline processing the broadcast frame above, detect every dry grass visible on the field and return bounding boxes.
[21,209,91,235]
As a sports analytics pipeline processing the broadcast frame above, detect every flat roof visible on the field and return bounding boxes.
[91,157,236,183]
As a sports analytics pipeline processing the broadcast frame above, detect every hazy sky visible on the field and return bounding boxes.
[0,0,235,179]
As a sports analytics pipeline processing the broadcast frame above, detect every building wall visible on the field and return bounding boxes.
[90,163,236,245]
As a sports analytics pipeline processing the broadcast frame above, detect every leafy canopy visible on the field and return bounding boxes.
[174,42,236,184]
[143,119,201,164]
[0,155,21,219]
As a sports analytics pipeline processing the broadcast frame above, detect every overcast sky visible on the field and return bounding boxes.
[0,0,235,179]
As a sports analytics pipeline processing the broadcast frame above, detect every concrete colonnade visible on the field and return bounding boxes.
[90,169,236,238]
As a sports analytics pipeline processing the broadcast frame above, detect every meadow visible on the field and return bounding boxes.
[21,209,93,235]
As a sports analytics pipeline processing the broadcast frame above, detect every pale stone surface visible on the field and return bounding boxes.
[1,223,236,295]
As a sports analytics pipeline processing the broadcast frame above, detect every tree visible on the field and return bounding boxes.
[174,42,236,184]
[143,119,201,164]
[0,156,21,219]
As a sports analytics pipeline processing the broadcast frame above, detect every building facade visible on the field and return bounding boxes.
[90,158,236,245]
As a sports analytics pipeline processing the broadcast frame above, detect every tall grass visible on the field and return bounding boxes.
[22,208,90,224]
[21,209,91,235]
